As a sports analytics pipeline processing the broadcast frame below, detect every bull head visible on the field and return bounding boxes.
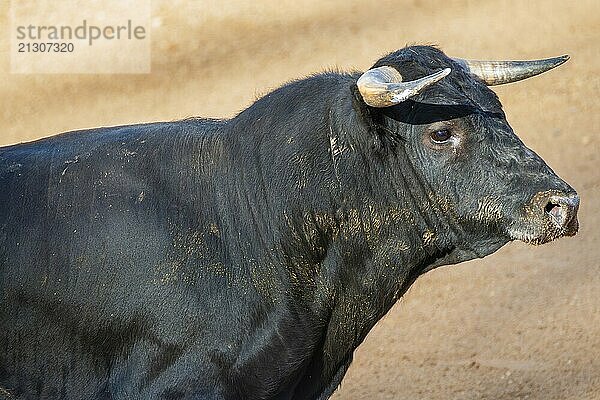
[355,48,577,252]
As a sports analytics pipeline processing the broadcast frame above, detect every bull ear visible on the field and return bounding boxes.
[357,66,451,108]
[452,55,569,86]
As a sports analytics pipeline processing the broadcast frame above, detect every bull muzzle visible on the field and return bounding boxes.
[517,190,580,244]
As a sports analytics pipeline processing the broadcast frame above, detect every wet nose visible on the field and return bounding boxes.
[542,192,580,234]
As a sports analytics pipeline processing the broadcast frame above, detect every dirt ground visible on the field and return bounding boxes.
[0,1,598,399]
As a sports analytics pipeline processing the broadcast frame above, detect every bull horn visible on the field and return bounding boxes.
[357,66,451,107]
[453,55,569,86]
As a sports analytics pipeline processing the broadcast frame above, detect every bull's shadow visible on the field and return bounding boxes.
[381,100,503,124]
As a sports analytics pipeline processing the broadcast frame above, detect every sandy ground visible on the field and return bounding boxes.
[0,1,599,398]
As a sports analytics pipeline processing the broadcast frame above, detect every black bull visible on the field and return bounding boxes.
[0,46,579,399]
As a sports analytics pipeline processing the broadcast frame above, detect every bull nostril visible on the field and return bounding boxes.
[545,201,563,222]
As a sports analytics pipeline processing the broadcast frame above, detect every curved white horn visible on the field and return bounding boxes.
[357,66,451,108]
[452,55,569,86]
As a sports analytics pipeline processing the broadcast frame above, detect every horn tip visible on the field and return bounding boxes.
[550,54,569,68]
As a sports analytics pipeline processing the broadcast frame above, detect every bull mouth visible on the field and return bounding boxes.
[508,215,579,245]
[508,191,580,245]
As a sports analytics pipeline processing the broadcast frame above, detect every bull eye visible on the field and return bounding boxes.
[430,129,452,144]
